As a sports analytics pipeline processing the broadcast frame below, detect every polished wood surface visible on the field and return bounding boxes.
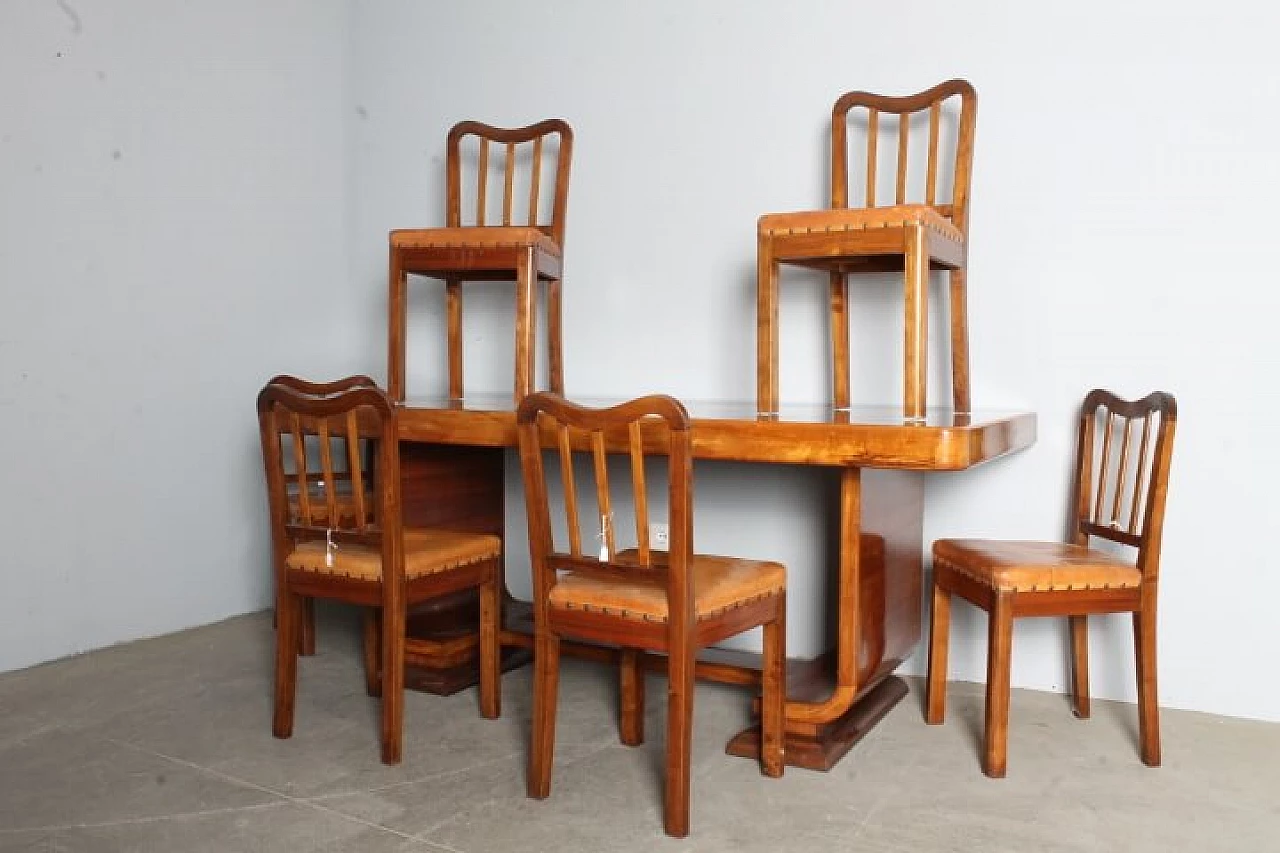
[397,394,1034,471]
[925,390,1177,777]
[397,392,1035,771]
[516,393,786,837]
[757,80,977,420]
[257,377,503,764]
[387,119,573,404]
[397,443,532,693]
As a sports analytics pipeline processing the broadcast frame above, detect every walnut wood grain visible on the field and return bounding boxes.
[395,395,1034,772]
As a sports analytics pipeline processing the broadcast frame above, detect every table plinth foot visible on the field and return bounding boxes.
[724,675,909,771]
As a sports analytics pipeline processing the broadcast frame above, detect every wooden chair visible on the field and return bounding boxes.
[925,390,1178,777]
[258,376,503,764]
[757,80,977,420]
[267,374,378,657]
[516,393,787,838]
[388,119,573,403]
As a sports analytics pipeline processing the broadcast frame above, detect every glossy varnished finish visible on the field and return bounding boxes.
[757,80,978,420]
[387,119,573,404]
[397,394,1034,771]
[925,390,1177,777]
[515,394,787,837]
[397,444,532,693]
[256,377,503,765]
[396,395,1035,471]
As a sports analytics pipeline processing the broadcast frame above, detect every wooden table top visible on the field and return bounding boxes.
[397,395,1035,471]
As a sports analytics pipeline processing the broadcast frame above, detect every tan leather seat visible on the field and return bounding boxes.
[932,540,1141,593]
[549,553,785,622]
[286,528,502,582]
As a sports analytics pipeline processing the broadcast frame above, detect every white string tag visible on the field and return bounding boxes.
[325,528,337,567]
[597,514,610,562]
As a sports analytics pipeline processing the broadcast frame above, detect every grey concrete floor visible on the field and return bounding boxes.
[1,608,1277,852]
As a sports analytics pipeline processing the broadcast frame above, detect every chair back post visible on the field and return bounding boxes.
[445,119,574,244]
[257,378,400,584]
[664,402,695,635]
[1072,389,1178,581]
[1135,393,1177,581]
[516,403,556,627]
[830,79,977,233]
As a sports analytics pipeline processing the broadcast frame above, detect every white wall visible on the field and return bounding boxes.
[350,0,1280,722]
[5,1,1274,725]
[0,0,356,670]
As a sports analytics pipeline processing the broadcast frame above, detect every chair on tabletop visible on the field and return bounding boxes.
[257,376,503,763]
[516,393,788,838]
[757,80,977,420]
[925,390,1178,777]
[388,119,573,403]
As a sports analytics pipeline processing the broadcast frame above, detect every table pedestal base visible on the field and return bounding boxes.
[724,675,909,771]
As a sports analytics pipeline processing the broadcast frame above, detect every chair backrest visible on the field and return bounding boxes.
[446,119,574,246]
[257,377,401,580]
[832,79,977,233]
[516,393,694,624]
[1072,389,1178,579]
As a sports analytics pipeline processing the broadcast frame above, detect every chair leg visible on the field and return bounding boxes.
[1069,615,1090,719]
[513,247,536,401]
[760,595,786,778]
[756,234,779,412]
[548,276,564,396]
[925,581,952,725]
[619,648,645,746]
[948,267,971,413]
[478,572,501,720]
[1134,598,1161,767]
[272,588,300,739]
[379,601,406,765]
[664,641,695,838]
[446,277,463,400]
[362,608,382,698]
[983,591,1013,778]
[299,597,316,656]
[829,272,850,411]
[527,630,561,799]
[903,226,929,421]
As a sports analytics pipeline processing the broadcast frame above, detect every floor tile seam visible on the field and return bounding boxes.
[301,751,526,800]
[293,796,424,842]
[102,737,296,803]
[106,736,438,843]
[402,799,509,845]
[0,801,288,834]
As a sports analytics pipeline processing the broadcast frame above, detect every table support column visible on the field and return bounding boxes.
[726,465,923,770]
[398,443,530,694]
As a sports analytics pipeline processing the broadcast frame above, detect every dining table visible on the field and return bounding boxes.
[391,391,1035,770]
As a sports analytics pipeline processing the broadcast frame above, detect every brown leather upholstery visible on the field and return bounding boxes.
[390,226,561,255]
[933,539,1142,593]
[548,554,786,622]
[759,204,963,242]
[285,528,501,582]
